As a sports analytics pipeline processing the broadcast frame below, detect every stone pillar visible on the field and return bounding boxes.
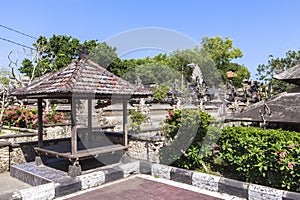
[38,98,43,147]
[70,98,77,155]
[123,99,128,147]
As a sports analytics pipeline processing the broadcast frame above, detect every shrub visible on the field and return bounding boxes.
[3,106,66,129]
[162,109,213,142]
[152,84,171,103]
[128,109,147,133]
[218,127,300,191]
[160,109,218,171]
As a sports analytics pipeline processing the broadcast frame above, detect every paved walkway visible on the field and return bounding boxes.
[64,177,221,200]
[0,172,31,199]
[57,174,240,200]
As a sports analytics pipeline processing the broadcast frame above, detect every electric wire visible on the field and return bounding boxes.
[0,24,37,39]
[0,37,36,50]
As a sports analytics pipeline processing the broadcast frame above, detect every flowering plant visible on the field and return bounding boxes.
[3,106,66,129]
[219,127,300,192]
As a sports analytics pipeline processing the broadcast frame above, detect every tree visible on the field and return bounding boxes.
[169,47,223,88]
[19,35,118,78]
[89,42,119,68]
[107,53,171,78]
[256,50,300,96]
[0,69,10,130]
[0,51,29,130]
[19,35,94,77]
[201,36,250,87]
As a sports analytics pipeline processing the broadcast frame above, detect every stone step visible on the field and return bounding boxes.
[10,162,82,197]
[10,162,73,186]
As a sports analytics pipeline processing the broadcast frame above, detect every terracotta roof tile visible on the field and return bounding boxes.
[11,59,152,98]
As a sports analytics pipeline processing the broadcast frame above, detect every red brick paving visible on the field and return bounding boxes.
[66,177,222,200]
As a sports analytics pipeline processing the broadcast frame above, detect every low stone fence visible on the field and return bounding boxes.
[150,163,300,200]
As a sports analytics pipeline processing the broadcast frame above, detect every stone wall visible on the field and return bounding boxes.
[0,125,71,172]
[127,135,165,163]
[5,138,70,171]
[10,145,31,166]
[1,125,71,144]
[0,128,166,173]
[0,142,10,172]
[98,132,166,163]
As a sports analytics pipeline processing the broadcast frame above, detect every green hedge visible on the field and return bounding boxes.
[218,127,300,191]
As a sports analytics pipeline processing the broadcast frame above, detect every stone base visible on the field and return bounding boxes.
[10,162,52,186]
[10,162,74,186]
[35,156,43,166]
[68,165,82,177]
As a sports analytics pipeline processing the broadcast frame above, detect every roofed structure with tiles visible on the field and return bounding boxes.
[10,58,152,177]
[273,64,300,85]
[227,88,300,124]
[11,59,151,99]
[226,64,300,131]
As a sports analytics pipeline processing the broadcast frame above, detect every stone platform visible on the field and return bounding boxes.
[10,162,69,186]
[10,161,81,197]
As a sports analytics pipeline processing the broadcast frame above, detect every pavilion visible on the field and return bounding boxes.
[226,64,300,131]
[11,59,151,176]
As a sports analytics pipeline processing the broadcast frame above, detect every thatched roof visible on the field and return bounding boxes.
[273,64,300,85]
[226,88,300,124]
[11,59,152,99]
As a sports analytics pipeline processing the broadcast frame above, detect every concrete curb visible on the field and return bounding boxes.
[12,183,56,200]
[8,161,300,200]
[192,171,220,192]
[170,168,193,185]
[248,183,283,200]
[148,163,300,200]
[219,177,248,199]
[10,161,140,200]
[55,178,81,197]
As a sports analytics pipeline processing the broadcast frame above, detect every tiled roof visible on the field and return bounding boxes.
[11,59,152,99]
[226,87,300,123]
[273,64,300,85]
[228,62,300,124]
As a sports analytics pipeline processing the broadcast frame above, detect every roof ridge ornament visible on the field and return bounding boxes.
[259,102,271,129]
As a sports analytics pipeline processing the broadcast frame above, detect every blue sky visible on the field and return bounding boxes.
[0,0,300,79]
